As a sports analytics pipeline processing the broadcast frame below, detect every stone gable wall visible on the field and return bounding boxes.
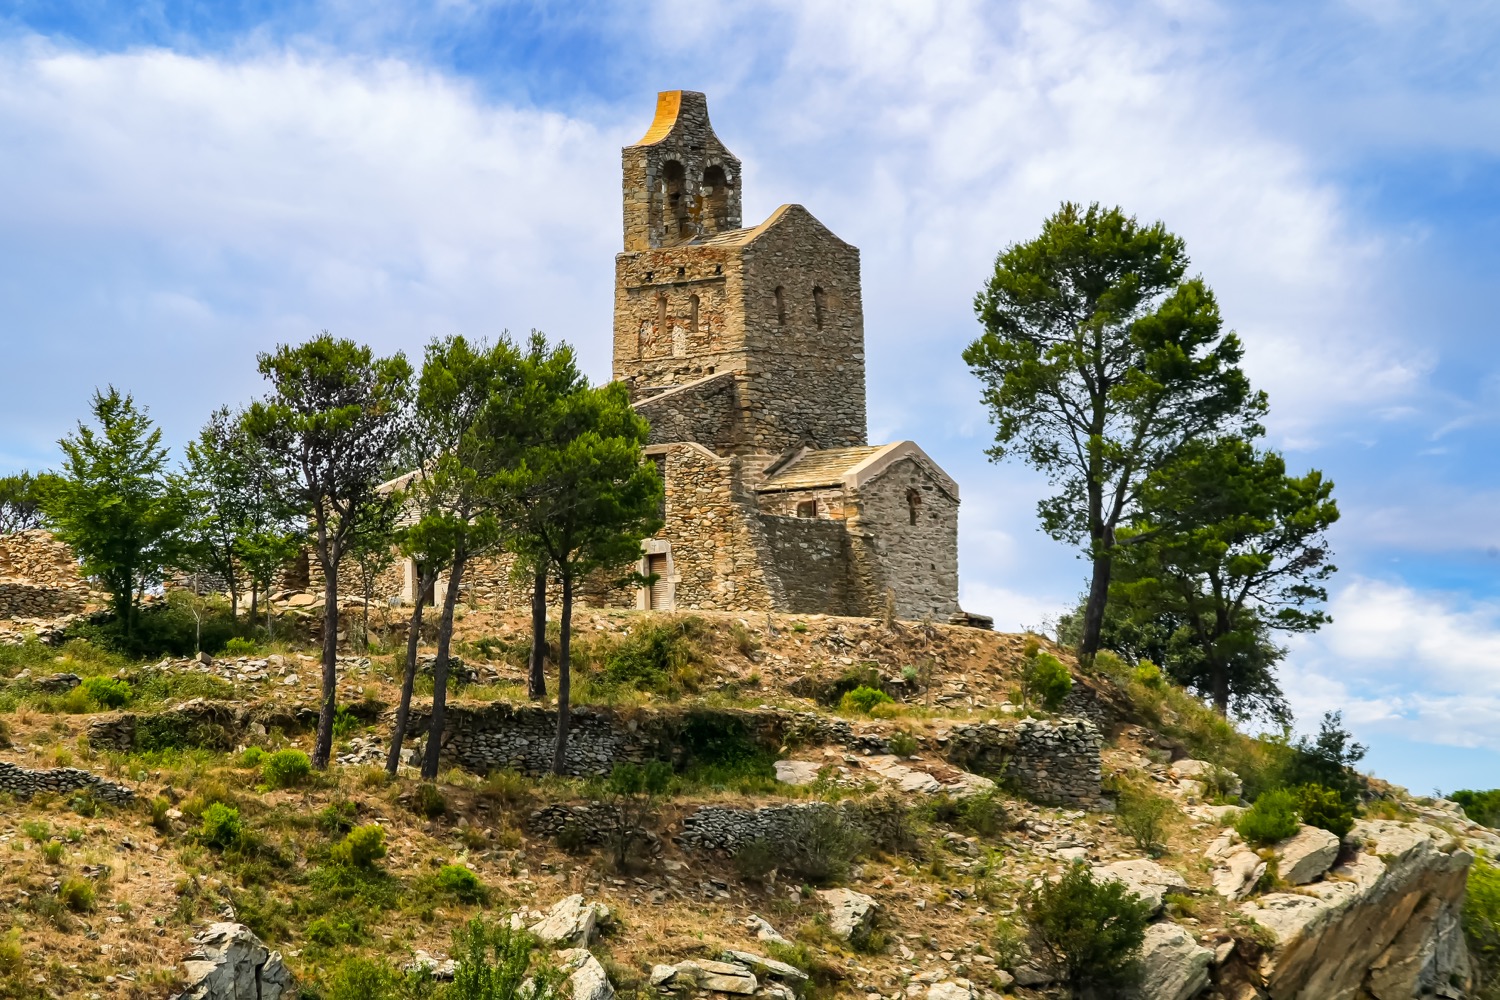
[637,371,742,454]
[846,457,960,621]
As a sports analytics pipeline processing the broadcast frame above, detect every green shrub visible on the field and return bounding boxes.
[733,839,778,883]
[318,799,359,837]
[1235,788,1300,845]
[435,864,486,903]
[21,821,50,844]
[448,918,565,1000]
[1024,863,1150,994]
[260,749,312,789]
[331,825,387,869]
[61,602,241,659]
[676,712,777,790]
[326,955,438,1000]
[781,807,868,885]
[602,617,709,697]
[149,796,173,832]
[223,636,259,656]
[840,685,894,714]
[1115,783,1174,857]
[238,746,266,767]
[1467,855,1500,997]
[58,876,96,913]
[1453,789,1500,829]
[887,729,919,758]
[332,704,362,741]
[1022,649,1073,711]
[199,802,243,850]
[81,675,133,709]
[1132,660,1165,689]
[413,783,447,819]
[0,927,21,976]
[41,841,64,865]
[1295,783,1354,839]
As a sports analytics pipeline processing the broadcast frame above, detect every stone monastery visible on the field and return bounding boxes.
[612,91,961,621]
[398,91,966,622]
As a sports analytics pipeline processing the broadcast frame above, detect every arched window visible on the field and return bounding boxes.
[662,160,689,241]
[774,286,786,327]
[656,292,668,335]
[906,487,922,526]
[689,293,700,334]
[702,164,732,234]
[813,286,826,330]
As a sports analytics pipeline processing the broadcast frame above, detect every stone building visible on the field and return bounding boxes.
[611,91,962,621]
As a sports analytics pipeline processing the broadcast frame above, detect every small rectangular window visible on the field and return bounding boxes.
[650,455,667,519]
[796,499,817,518]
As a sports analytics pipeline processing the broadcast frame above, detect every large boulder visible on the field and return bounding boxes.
[1134,923,1212,1000]
[170,923,294,1000]
[1274,824,1341,886]
[816,888,878,943]
[1232,820,1474,1000]
[1091,859,1188,914]
[1205,832,1265,901]
[558,949,615,1000]
[529,895,610,947]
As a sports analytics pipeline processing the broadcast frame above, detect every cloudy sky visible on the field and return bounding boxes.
[1,0,1496,792]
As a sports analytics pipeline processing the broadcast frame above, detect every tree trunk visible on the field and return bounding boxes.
[386,575,430,776]
[528,568,547,700]
[228,582,239,621]
[249,581,259,623]
[312,553,339,770]
[422,557,466,780]
[552,569,573,776]
[361,577,372,653]
[1078,531,1115,662]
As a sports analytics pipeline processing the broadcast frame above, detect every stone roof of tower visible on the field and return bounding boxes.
[758,441,960,500]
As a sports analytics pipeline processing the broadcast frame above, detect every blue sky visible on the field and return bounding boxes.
[0,0,1496,793]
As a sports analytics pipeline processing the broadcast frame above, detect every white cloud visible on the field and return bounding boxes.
[1282,576,1500,751]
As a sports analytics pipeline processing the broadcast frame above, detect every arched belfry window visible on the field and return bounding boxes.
[774,286,786,327]
[662,160,689,241]
[689,294,700,334]
[702,164,732,234]
[813,286,826,330]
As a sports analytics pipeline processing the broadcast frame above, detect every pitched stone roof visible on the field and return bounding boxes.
[757,441,960,500]
[757,446,888,491]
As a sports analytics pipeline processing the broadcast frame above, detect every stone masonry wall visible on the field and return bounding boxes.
[637,371,742,455]
[757,514,858,617]
[939,717,1103,808]
[846,457,960,621]
[0,761,135,803]
[0,530,94,620]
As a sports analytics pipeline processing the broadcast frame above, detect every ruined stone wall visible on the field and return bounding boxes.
[940,717,1103,808]
[0,530,94,621]
[0,761,134,803]
[757,515,858,617]
[636,371,742,454]
[846,457,960,621]
[737,207,867,454]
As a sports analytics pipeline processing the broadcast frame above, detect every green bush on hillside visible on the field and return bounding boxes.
[602,616,709,697]
[1466,855,1500,998]
[1235,788,1300,845]
[331,825,387,869]
[1020,642,1072,711]
[448,918,564,1000]
[260,749,312,789]
[840,685,894,714]
[81,675,133,708]
[435,864,487,904]
[1294,783,1354,839]
[62,602,244,659]
[199,803,243,850]
[1024,863,1151,994]
[1453,789,1500,829]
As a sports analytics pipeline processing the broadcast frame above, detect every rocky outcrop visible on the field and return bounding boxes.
[1229,820,1473,999]
[558,949,615,1000]
[1092,859,1188,915]
[1136,923,1212,1000]
[529,895,611,948]
[169,922,294,1000]
[818,888,878,944]
[1273,824,1340,886]
[1205,831,1266,901]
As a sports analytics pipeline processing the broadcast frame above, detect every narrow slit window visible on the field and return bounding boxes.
[813,286,826,330]
[689,293,700,334]
[774,286,786,327]
[656,292,667,333]
[906,488,922,526]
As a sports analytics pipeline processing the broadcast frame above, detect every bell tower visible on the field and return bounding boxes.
[622,91,743,251]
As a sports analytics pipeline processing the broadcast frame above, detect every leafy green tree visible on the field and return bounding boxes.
[181,406,256,618]
[246,335,412,769]
[44,388,190,640]
[0,471,61,534]
[345,496,402,651]
[1024,862,1151,996]
[499,379,662,775]
[1114,436,1338,717]
[965,202,1264,660]
[1452,789,1500,829]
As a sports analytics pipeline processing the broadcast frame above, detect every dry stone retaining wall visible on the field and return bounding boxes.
[0,761,134,803]
[939,717,1103,808]
[0,530,95,621]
